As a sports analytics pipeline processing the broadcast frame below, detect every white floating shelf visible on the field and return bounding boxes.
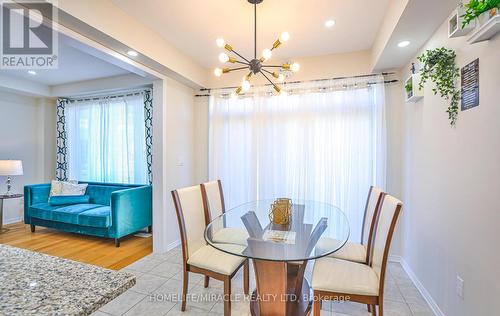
[405,73,424,103]
[448,7,475,38]
[468,14,500,43]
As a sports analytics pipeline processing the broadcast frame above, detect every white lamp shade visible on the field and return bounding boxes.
[0,160,23,176]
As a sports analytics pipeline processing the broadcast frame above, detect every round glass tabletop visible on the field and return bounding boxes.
[204,199,350,262]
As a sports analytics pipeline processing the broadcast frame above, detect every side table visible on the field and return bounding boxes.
[0,194,23,233]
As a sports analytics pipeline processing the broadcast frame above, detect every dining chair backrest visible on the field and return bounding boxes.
[370,194,403,284]
[201,180,225,222]
[361,186,384,246]
[172,185,207,259]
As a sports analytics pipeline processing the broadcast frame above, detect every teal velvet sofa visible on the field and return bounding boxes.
[24,182,152,247]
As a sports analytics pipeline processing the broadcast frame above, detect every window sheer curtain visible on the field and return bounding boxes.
[208,76,386,241]
[66,93,148,184]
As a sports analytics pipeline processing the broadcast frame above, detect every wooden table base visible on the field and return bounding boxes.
[250,259,312,316]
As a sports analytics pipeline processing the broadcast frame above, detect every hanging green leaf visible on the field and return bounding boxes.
[417,47,461,126]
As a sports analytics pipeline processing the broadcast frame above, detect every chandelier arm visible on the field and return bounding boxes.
[234,60,250,66]
[260,70,280,90]
[261,69,275,76]
[226,66,249,72]
[262,65,284,68]
[230,50,251,63]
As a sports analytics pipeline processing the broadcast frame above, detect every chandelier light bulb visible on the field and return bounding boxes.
[230,92,238,99]
[216,38,225,48]
[279,32,290,42]
[214,68,223,77]
[262,48,272,60]
[219,53,230,63]
[291,62,300,72]
[242,80,251,91]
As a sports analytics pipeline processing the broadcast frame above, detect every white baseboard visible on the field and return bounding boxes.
[389,254,402,262]
[398,257,445,316]
[165,239,180,252]
[3,217,23,225]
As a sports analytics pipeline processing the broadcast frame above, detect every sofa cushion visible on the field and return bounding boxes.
[77,206,111,228]
[48,195,91,206]
[51,204,103,225]
[29,203,110,228]
[29,203,61,221]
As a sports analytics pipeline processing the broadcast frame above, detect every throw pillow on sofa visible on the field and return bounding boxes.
[48,195,91,206]
[50,180,88,196]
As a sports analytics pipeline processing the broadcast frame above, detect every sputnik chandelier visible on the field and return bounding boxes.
[213,0,300,95]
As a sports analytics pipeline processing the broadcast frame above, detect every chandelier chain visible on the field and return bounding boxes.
[254,2,257,59]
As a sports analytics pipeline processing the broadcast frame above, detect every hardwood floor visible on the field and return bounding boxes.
[0,222,152,270]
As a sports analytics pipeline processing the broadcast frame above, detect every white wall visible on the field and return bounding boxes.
[152,77,196,253]
[193,96,209,184]
[399,20,500,316]
[0,91,56,224]
[384,81,405,255]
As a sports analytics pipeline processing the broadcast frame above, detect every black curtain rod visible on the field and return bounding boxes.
[195,79,399,97]
[199,72,396,92]
[64,88,151,102]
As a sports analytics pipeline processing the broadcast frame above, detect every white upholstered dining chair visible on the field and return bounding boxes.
[316,186,385,264]
[311,194,403,316]
[172,185,249,316]
[201,180,249,246]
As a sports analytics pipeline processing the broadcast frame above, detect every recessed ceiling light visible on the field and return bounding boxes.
[127,50,138,57]
[398,41,410,48]
[27,70,37,75]
[324,19,336,28]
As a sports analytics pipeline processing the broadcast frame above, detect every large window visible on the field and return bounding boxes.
[66,92,148,184]
[208,76,386,240]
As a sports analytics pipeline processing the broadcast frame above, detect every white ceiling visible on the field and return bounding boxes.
[112,0,391,68]
[0,36,130,86]
[373,0,459,71]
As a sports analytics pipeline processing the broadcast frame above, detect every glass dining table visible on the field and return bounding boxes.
[205,199,350,316]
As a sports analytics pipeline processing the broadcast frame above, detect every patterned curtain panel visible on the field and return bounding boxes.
[56,98,69,181]
[143,89,153,185]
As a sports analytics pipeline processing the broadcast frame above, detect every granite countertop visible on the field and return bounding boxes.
[0,244,135,316]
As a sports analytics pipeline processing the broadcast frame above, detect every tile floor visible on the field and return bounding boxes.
[94,247,434,316]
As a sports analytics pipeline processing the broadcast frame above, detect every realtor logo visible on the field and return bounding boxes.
[0,0,58,69]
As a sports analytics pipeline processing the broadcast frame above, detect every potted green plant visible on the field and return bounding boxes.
[417,47,461,126]
[405,82,413,98]
[461,0,500,28]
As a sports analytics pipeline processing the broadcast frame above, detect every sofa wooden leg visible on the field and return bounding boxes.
[114,238,120,247]
[30,225,35,233]
[147,225,152,233]
[204,276,210,288]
